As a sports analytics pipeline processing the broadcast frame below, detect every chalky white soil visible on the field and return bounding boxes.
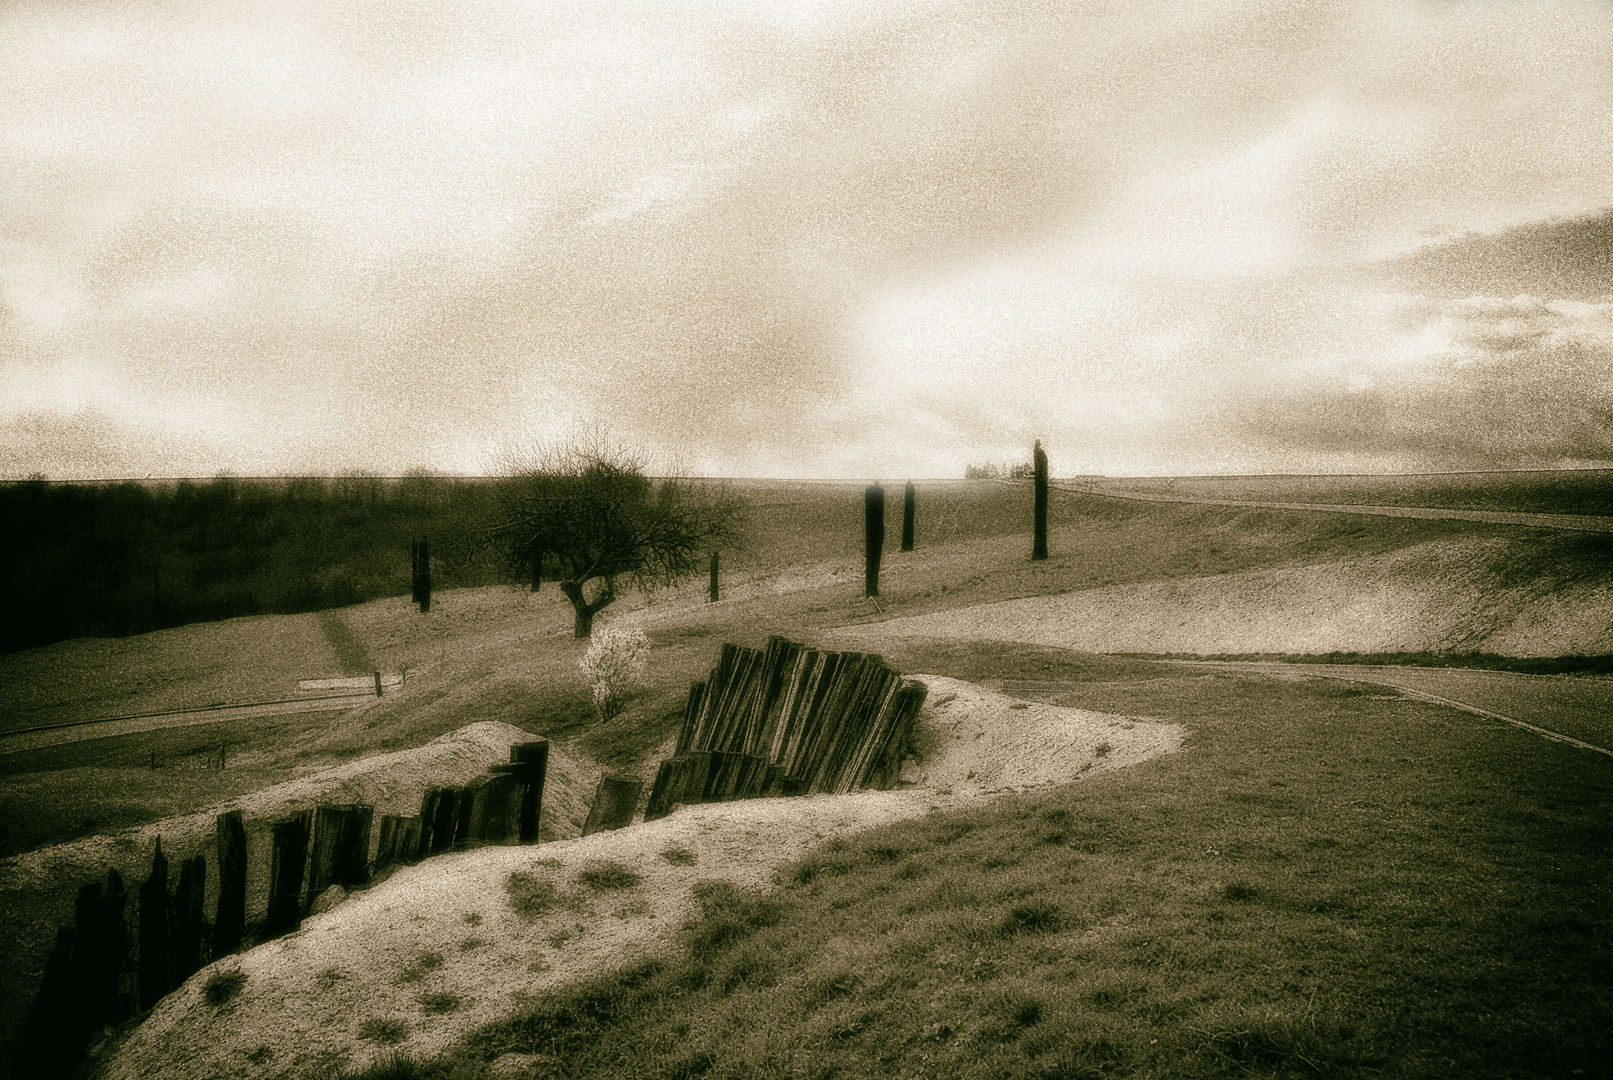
[98,679,1181,1080]
[837,535,1613,658]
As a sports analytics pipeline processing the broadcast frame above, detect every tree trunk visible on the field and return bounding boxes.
[560,579,612,638]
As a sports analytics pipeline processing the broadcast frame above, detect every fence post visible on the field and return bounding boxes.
[709,550,719,602]
[214,812,247,955]
[511,740,549,843]
[411,539,422,605]
[137,838,169,1010]
[581,777,642,835]
[19,926,79,1077]
[864,484,885,597]
[902,481,915,552]
[430,788,460,855]
[1032,440,1048,561]
[417,788,442,858]
[265,812,311,936]
[170,854,206,984]
[418,537,432,613]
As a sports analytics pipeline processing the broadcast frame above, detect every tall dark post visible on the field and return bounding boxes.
[864,484,885,598]
[137,839,170,1009]
[418,537,432,613]
[170,854,206,983]
[901,481,915,552]
[410,539,422,605]
[214,811,247,955]
[265,812,311,936]
[1032,440,1048,561]
[709,551,719,602]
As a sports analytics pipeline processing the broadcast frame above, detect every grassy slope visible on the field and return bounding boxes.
[348,655,1613,1080]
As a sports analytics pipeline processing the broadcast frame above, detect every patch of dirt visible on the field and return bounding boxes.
[835,535,1613,658]
[97,683,1181,1080]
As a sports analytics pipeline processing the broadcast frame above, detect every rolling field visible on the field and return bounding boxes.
[4,474,1612,1078]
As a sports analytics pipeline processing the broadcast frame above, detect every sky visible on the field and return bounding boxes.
[2,0,1612,481]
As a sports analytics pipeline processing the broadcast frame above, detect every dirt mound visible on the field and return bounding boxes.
[838,535,1613,658]
[97,682,1181,1080]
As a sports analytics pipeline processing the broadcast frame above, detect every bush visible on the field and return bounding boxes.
[578,627,650,720]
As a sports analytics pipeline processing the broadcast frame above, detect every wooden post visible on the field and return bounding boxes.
[581,777,642,835]
[430,788,460,854]
[19,926,79,1076]
[1032,439,1048,561]
[75,871,128,1027]
[265,812,311,936]
[170,854,206,983]
[864,484,885,598]
[417,788,442,858]
[458,778,491,846]
[373,670,383,697]
[307,805,373,903]
[375,814,404,871]
[137,838,170,1010]
[214,811,247,955]
[902,481,915,552]
[418,537,432,613]
[511,740,549,843]
[478,775,522,843]
[411,539,422,605]
[709,550,719,602]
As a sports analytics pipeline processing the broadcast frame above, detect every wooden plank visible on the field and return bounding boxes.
[137,838,169,1009]
[581,777,642,834]
[643,758,681,822]
[18,926,79,1076]
[214,811,247,955]
[430,788,460,855]
[265,812,310,935]
[170,854,206,984]
[417,788,442,858]
[397,817,422,863]
[511,740,549,843]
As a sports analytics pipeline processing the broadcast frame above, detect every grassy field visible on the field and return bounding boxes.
[340,650,1613,1080]
[1096,469,1613,517]
[6,476,1612,1078]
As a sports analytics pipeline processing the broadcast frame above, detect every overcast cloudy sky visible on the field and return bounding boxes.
[2,0,1611,480]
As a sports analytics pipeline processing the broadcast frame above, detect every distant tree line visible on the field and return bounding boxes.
[964,461,1035,481]
[0,475,509,655]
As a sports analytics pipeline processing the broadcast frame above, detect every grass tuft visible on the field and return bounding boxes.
[575,860,641,891]
[203,969,245,1007]
[358,1017,409,1045]
[506,871,558,920]
[660,847,698,866]
[419,992,462,1015]
[999,901,1062,936]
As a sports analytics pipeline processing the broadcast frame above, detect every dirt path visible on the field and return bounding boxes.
[1165,661,1613,757]
[1065,484,1613,534]
[0,697,373,755]
[97,678,1182,1080]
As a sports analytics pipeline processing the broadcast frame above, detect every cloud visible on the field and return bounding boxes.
[2,0,1613,477]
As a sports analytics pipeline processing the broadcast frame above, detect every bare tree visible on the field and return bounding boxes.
[490,438,744,637]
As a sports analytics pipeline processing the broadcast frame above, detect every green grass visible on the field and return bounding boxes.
[574,861,642,891]
[330,668,1613,1080]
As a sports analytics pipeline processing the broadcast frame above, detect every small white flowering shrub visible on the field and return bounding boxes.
[578,626,650,720]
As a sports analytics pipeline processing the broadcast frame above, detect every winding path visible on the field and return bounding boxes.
[1057,484,1613,534]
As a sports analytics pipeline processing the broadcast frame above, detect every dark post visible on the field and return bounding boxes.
[581,777,643,835]
[410,539,422,605]
[901,481,915,552]
[864,484,885,597]
[530,544,543,592]
[170,854,206,983]
[511,740,550,843]
[265,812,311,936]
[430,788,460,854]
[709,550,719,602]
[1032,439,1048,561]
[373,670,383,696]
[214,811,247,955]
[137,838,170,1009]
[417,788,442,858]
[418,537,432,613]
[19,926,78,1077]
